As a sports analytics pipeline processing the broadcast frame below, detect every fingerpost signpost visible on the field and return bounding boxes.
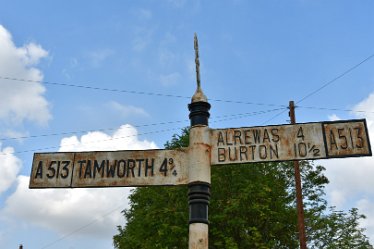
[30,34,372,249]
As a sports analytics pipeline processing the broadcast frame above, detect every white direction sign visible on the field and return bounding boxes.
[30,149,188,188]
[30,119,371,188]
[210,119,371,165]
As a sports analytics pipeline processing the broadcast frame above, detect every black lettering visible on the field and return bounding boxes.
[313,148,320,156]
[355,127,364,148]
[269,144,279,159]
[137,159,144,177]
[159,158,168,176]
[78,160,86,178]
[297,127,305,141]
[259,145,267,159]
[329,130,338,150]
[298,143,307,157]
[56,161,61,179]
[217,132,225,146]
[244,130,252,144]
[249,145,256,160]
[127,159,136,177]
[228,147,238,161]
[239,146,248,161]
[271,128,280,142]
[94,160,105,178]
[145,159,154,177]
[218,148,226,162]
[338,128,348,149]
[84,160,92,178]
[47,161,56,179]
[233,130,242,145]
[349,128,354,149]
[35,161,43,179]
[60,161,70,179]
[253,130,261,143]
[263,129,270,143]
[225,131,233,145]
[116,160,125,177]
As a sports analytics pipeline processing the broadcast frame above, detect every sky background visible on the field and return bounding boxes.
[0,0,374,248]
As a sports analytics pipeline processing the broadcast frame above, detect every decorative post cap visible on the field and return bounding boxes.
[189,33,210,127]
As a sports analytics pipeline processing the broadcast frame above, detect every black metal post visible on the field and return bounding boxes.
[188,100,211,225]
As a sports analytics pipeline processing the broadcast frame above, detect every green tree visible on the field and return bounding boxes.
[113,128,372,249]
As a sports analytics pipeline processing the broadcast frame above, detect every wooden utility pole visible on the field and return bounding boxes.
[289,101,307,249]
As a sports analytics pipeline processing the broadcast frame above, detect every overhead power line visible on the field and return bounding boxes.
[0,109,283,142]
[0,108,284,156]
[296,53,374,104]
[262,52,374,125]
[0,76,287,108]
[1,75,373,118]
[40,197,127,249]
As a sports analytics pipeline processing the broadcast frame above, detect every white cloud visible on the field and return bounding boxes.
[160,72,181,86]
[0,144,22,194]
[324,92,374,242]
[4,175,130,238]
[0,130,28,143]
[107,101,150,119]
[132,26,154,52]
[59,124,157,152]
[167,0,187,8]
[159,49,177,67]
[328,114,341,121]
[357,198,374,240]
[0,25,51,126]
[137,9,152,20]
[2,125,158,238]
[329,189,346,207]
[87,49,114,68]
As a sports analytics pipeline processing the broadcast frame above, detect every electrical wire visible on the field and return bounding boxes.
[0,109,284,142]
[261,52,374,125]
[298,105,374,115]
[0,75,289,108]
[2,76,374,118]
[0,120,188,142]
[40,198,127,249]
[0,108,284,156]
[0,127,182,156]
[296,53,374,104]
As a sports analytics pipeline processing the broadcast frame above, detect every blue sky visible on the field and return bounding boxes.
[0,0,374,248]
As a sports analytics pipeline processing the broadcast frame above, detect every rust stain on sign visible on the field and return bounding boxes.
[30,149,188,188]
[324,120,371,157]
[210,119,371,165]
[30,152,75,188]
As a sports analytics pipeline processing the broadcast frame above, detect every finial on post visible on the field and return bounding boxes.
[194,33,201,90]
[192,33,207,103]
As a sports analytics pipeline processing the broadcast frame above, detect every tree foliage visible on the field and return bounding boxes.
[113,128,372,249]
